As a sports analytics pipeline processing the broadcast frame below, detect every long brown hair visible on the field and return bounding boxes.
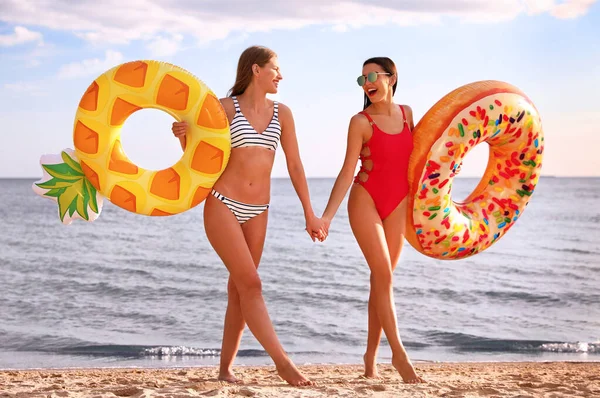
[227,46,277,97]
[362,57,398,110]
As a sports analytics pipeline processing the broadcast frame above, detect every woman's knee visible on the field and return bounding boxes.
[227,278,240,300]
[371,267,393,287]
[235,274,263,297]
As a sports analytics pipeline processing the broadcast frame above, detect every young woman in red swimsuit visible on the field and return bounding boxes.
[319,57,424,383]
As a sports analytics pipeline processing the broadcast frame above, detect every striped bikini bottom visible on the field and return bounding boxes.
[211,190,269,224]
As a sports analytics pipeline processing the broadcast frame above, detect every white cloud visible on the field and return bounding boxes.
[218,32,250,52]
[3,81,47,96]
[331,24,349,33]
[0,25,43,47]
[26,59,41,67]
[3,41,58,69]
[523,0,558,14]
[0,1,597,51]
[523,0,597,17]
[146,34,183,57]
[57,50,124,79]
[550,0,597,18]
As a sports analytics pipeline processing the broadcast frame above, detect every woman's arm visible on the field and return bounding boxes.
[279,103,322,239]
[403,105,415,131]
[172,124,187,150]
[171,97,236,151]
[177,135,186,151]
[321,114,367,229]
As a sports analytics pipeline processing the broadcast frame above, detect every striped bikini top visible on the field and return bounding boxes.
[230,96,282,151]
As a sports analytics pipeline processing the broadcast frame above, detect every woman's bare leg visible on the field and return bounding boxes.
[204,196,312,386]
[348,186,423,383]
[363,199,407,378]
[218,210,268,382]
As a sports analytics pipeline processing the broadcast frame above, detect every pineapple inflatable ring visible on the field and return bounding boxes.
[32,60,231,224]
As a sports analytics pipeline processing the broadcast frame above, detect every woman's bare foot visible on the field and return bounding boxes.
[276,360,314,386]
[392,355,425,384]
[363,353,380,378]
[218,370,243,384]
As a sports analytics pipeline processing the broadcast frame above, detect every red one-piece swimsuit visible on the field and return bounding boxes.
[354,105,414,220]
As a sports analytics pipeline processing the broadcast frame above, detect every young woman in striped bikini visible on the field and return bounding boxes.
[171,46,321,386]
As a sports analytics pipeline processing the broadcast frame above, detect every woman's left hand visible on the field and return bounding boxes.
[305,214,327,242]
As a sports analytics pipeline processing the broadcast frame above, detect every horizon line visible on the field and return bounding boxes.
[2,175,599,180]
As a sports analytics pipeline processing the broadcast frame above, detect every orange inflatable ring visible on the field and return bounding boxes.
[406,81,544,260]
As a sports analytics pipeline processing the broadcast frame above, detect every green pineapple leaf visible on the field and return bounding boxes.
[57,179,83,220]
[44,187,67,198]
[61,151,83,174]
[83,178,99,214]
[35,178,76,190]
[34,151,102,223]
[80,189,90,220]
[68,196,79,217]
[42,163,83,181]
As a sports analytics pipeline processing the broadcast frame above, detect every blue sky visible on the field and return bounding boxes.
[1,0,598,178]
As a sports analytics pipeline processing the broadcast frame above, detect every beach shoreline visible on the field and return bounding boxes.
[1,361,598,397]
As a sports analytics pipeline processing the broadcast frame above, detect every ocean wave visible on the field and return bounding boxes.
[141,346,221,357]
[423,331,599,354]
[541,247,600,256]
[479,290,561,304]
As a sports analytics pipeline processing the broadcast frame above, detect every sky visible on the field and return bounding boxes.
[1,0,599,179]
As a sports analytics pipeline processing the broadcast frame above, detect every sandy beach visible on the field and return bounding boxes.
[1,362,598,397]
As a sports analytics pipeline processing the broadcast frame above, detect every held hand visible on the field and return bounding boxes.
[305,214,327,242]
[321,216,331,237]
[311,216,331,243]
[172,121,188,138]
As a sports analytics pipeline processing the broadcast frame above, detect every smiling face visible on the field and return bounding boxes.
[228,46,278,97]
[361,63,396,104]
[255,57,282,94]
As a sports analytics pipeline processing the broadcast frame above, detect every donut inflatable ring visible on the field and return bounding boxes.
[33,60,231,224]
[405,81,544,260]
